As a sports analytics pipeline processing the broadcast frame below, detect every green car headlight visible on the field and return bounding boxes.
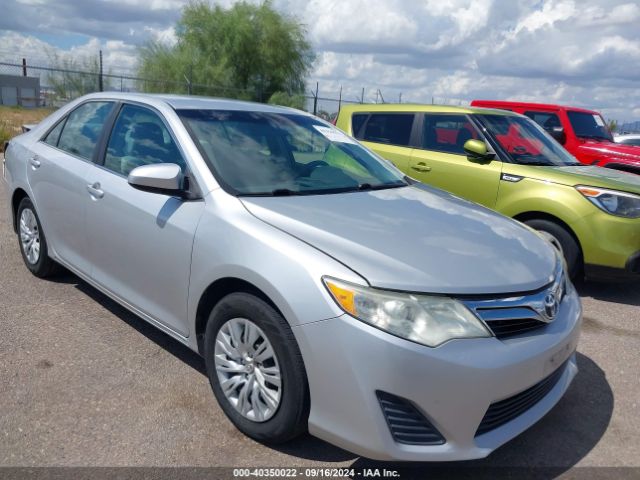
[323,277,492,347]
[576,186,640,218]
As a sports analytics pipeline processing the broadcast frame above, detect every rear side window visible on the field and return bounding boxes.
[57,102,114,160]
[42,119,66,147]
[351,113,368,137]
[104,104,186,176]
[356,113,414,147]
[422,114,479,154]
[524,111,561,130]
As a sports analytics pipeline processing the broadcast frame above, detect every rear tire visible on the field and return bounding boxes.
[203,292,309,443]
[16,197,59,278]
[525,219,581,278]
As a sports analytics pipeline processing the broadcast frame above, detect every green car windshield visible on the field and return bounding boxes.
[476,114,581,166]
[179,109,407,196]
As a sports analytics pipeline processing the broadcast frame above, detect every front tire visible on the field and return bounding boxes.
[16,197,59,278]
[525,219,581,278]
[204,292,309,443]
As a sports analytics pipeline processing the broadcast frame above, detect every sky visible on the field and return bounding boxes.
[1,0,639,122]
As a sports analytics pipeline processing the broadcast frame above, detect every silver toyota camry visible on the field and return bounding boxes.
[2,93,581,461]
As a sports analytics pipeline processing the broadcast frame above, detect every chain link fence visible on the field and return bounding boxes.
[0,61,374,120]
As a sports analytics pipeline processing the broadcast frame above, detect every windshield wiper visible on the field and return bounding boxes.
[357,182,407,191]
[513,155,553,166]
[239,188,303,197]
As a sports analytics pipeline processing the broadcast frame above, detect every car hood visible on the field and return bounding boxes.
[578,140,640,162]
[505,164,640,193]
[240,184,557,295]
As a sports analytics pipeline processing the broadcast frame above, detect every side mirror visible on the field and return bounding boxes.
[128,163,184,196]
[463,139,494,161]
[547,126,566,144]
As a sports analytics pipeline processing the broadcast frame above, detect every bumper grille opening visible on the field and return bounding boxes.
[483,317,547,338]
[475,361,568,437]
[376,391,445,445]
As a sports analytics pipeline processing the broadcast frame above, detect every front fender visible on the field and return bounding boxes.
[185,189,366,351]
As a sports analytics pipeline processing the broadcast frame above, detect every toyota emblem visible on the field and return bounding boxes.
[543,292,559,320]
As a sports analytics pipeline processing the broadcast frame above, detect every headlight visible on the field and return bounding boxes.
[323,277,492,347]
[576,186,640,218]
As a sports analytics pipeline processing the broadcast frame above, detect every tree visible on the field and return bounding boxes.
[607,119,618,133]
[267,91,306,110]
[137,1,314,101]
[46,51,110,100]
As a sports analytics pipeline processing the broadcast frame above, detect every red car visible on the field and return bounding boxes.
[471,100,640,175]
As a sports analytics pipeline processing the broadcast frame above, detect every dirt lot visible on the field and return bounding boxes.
[0,175,639,477]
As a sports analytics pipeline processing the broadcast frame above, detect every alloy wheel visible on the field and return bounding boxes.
[538,230,564,255]
[20,208,41,265]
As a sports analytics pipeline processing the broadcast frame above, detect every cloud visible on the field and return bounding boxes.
[0,0,639,122]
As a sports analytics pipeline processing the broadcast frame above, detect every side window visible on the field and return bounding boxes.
[351,113,368,137]
[42,119,66,147]
[357,113,414,147]
[524,111,561,131]
[422,114,479,154]
[104,104,186,176]
[57,102,114,160]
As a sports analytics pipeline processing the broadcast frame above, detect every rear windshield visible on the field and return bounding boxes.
[179,110,407,196]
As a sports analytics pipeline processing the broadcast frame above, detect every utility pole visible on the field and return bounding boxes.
[399,93,402,103]
[22,58,27,77]
[361,87,365,104]
[98,50,104,92]
[338,85,342,112]
[313,81,319,115]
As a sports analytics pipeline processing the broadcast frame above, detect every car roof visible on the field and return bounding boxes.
[81,92,304,114]
[470,100,600,115]
[338,102,520,116]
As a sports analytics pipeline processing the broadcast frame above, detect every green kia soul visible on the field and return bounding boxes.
[335,104,640,279]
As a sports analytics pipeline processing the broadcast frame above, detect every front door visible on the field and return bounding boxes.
[409,113,502,208]
[84,103,204,336]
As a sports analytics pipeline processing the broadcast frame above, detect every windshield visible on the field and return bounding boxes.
[567,111,613,142]
[476,114,581,166]
[179,110,407,196]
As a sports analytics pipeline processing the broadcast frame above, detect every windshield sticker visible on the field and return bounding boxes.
[313,126,357,144]
[594,115,605,127]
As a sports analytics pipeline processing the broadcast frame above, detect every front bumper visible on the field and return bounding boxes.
[294,285,582,461]
[575,209,640,273]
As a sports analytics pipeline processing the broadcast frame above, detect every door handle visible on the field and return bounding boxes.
[29,156,41,169]
[411,163,432,172]
[87,182,104,199]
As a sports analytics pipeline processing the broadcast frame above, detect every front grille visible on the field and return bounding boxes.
[474,308,547,339]
[376,391,445,445]
[463,266,567,339]
[475,361,568,437]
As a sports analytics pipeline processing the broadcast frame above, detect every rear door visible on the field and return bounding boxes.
[409,113,502,208]
[351,112,417,171]
[83,102,204,336]
[27,101,115,274]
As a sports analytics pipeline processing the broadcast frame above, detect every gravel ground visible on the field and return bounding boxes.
[0,175,638,476]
